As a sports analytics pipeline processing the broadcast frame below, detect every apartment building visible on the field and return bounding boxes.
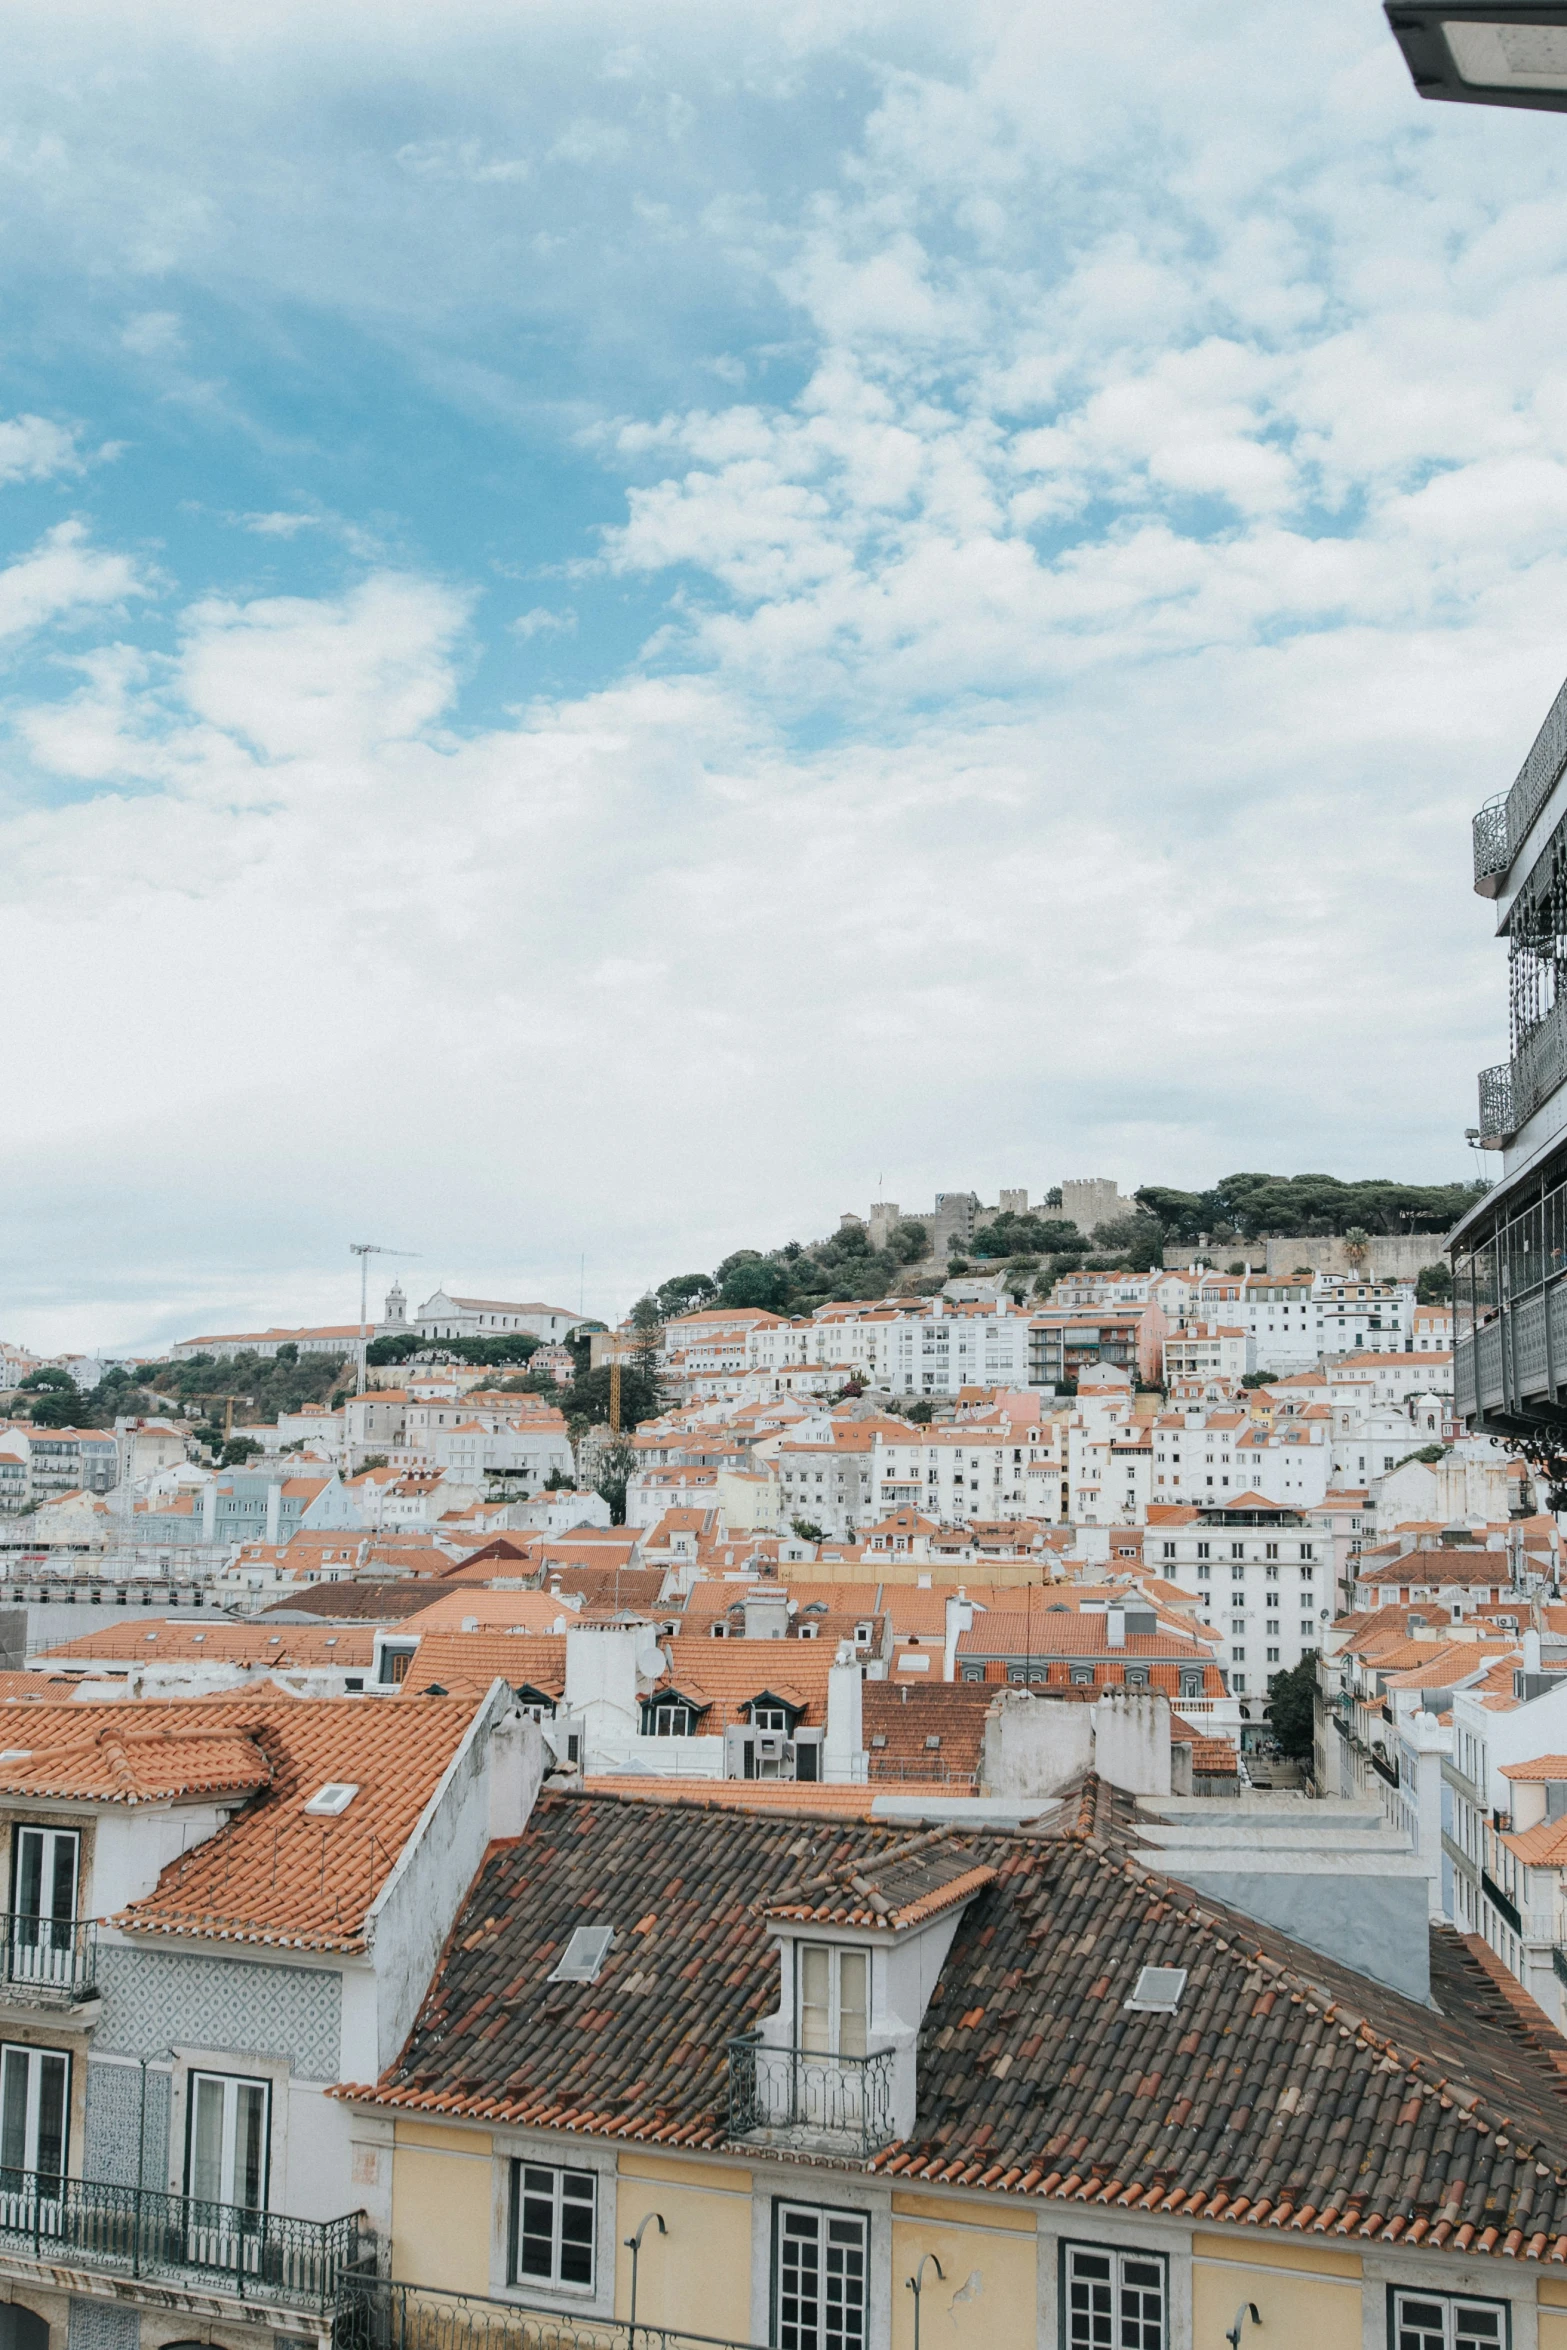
[1145,1498,1327,1695]
[0,1685,531,2350]
[334,1785,1567,2350]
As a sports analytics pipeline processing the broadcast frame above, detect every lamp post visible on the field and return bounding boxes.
[624,2211,666,2335]
[906,2253,945,2350]
[1386,4,1567,111]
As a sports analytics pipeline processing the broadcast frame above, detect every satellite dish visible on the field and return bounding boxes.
[636,1644,665,1679]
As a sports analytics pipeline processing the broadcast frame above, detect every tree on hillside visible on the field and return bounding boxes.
[1417,1261,1453,1302]
[716,1256,793,1312]
[1090,1213,1167,1270]
[592,1438,638,1525]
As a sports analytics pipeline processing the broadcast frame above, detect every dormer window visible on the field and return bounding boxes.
[645,1703,695,1736]
[798,1944,868,2058]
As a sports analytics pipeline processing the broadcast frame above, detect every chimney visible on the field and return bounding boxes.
[1106,1607,1126,1649]
[824,1646,866,1783]
[265,1481,282,1546]
[1525,1629,1543,1674]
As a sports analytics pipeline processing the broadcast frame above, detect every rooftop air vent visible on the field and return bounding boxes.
[1124,1965,1188,2014]
[549,1924,614,1984]
[303,1782,359,1817]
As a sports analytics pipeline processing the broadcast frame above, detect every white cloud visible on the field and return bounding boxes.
[4,0,1564,1345]
[0,523,144,643]
[120,310,185,357]
[238,511,321,537]
[0,415,82,485]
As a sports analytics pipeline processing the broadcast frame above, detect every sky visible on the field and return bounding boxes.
[2,0,1565,1353]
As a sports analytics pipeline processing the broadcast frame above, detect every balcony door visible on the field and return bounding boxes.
[0,2044,69,2219]
[10,1829,78,1987]
[795,1946,869,2131]
[186,2071,268,2230]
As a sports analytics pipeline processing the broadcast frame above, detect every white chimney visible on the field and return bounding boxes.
[1524,1629,1543,1674]
[825,1647,866,1783]
[1106,1607,1126,1649]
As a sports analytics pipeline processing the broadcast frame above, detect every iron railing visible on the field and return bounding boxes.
[726,2032,895,2159]
[4,1914,97,2001]
[1474,793,1511,894]
[1370,1746,1400,1789]
[1478,1062,1515,1144]
[335,2275,762,2350]
[0,2167,365,2312]
[1475,667,1567,900]
[1553,1946,1567,1991]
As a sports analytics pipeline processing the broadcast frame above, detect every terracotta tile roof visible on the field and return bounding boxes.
[340,1786,1567,2257]
[0,1719,272,1804]
[591,1779,955,1817]
[863,1682,992,1783]
[399,1633,567,1699]
[259,1583,446,1624]
[956,1614,1213,1659]
[760,1837,995,1931]
[1503,1756,1567,1781]
[37,1620,375,1670]
[114,1693,486,1950]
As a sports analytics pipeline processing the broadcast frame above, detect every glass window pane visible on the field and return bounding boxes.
[799,1946,830,2052]
[14,1835,41,1924]
[34,2056,66,2188]
[189,2076,224,2204]
[837,1952,868,2059]
[0,2050,29,2177]
[235,2082,267,2210]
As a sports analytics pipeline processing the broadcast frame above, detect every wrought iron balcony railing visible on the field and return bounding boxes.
[726,2031,895,2159]
[335,2274,762,2350]
[1474,793,1511,895]
[0,2166,365,2313]
[1478,1062,1515,1145]
[4,1914,97,2002]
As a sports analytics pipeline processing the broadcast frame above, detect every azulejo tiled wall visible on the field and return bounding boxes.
[94,1945,341,2077]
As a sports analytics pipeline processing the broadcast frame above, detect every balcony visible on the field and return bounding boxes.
[1477,1063,1515,1147]
[727,2032,895,2160]
[1474,793,1510,896]
[1370,1746,1400,1789]
[336,2275,759,2350]
[2,1915,97,2006]
[0,2169,366,2314]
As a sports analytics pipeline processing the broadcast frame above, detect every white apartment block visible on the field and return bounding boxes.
[1161,1323,1254,1384]
[1147,1502,1329,1696]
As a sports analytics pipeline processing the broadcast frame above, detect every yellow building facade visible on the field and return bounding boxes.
[366,2113,1549,2350]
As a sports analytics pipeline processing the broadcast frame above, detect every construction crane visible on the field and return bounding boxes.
[349,1242,420,1394]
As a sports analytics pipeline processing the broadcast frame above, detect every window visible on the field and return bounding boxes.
[0,2045,68,2192]
[10,1826,79,1984]
[1195,1542,1210,1560]
[1392,2291,1506,2350]
[1160,1542,1175,1560]
[1196,1563,1211,1581]
[776,2204,868,2350]
[646,1704,694,1736]
[509,2162,596,2292]
[798,1944,868,2057]
[1064,2243,1165,2350]
[187,2071,268,2212]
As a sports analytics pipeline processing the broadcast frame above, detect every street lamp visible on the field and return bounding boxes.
[1385,4,1567,111]
[623,2211,665,2334]
[906,2253,945,2350]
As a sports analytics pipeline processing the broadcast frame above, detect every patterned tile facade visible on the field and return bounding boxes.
[84,2059,169,2190]
[95,1945,341,2079]
[67,2300,139,2350]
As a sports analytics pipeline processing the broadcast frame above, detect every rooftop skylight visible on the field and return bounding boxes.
[1124,1965,1188,2014]
[548,1924,614,1983]
[303,1782,360,1817]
